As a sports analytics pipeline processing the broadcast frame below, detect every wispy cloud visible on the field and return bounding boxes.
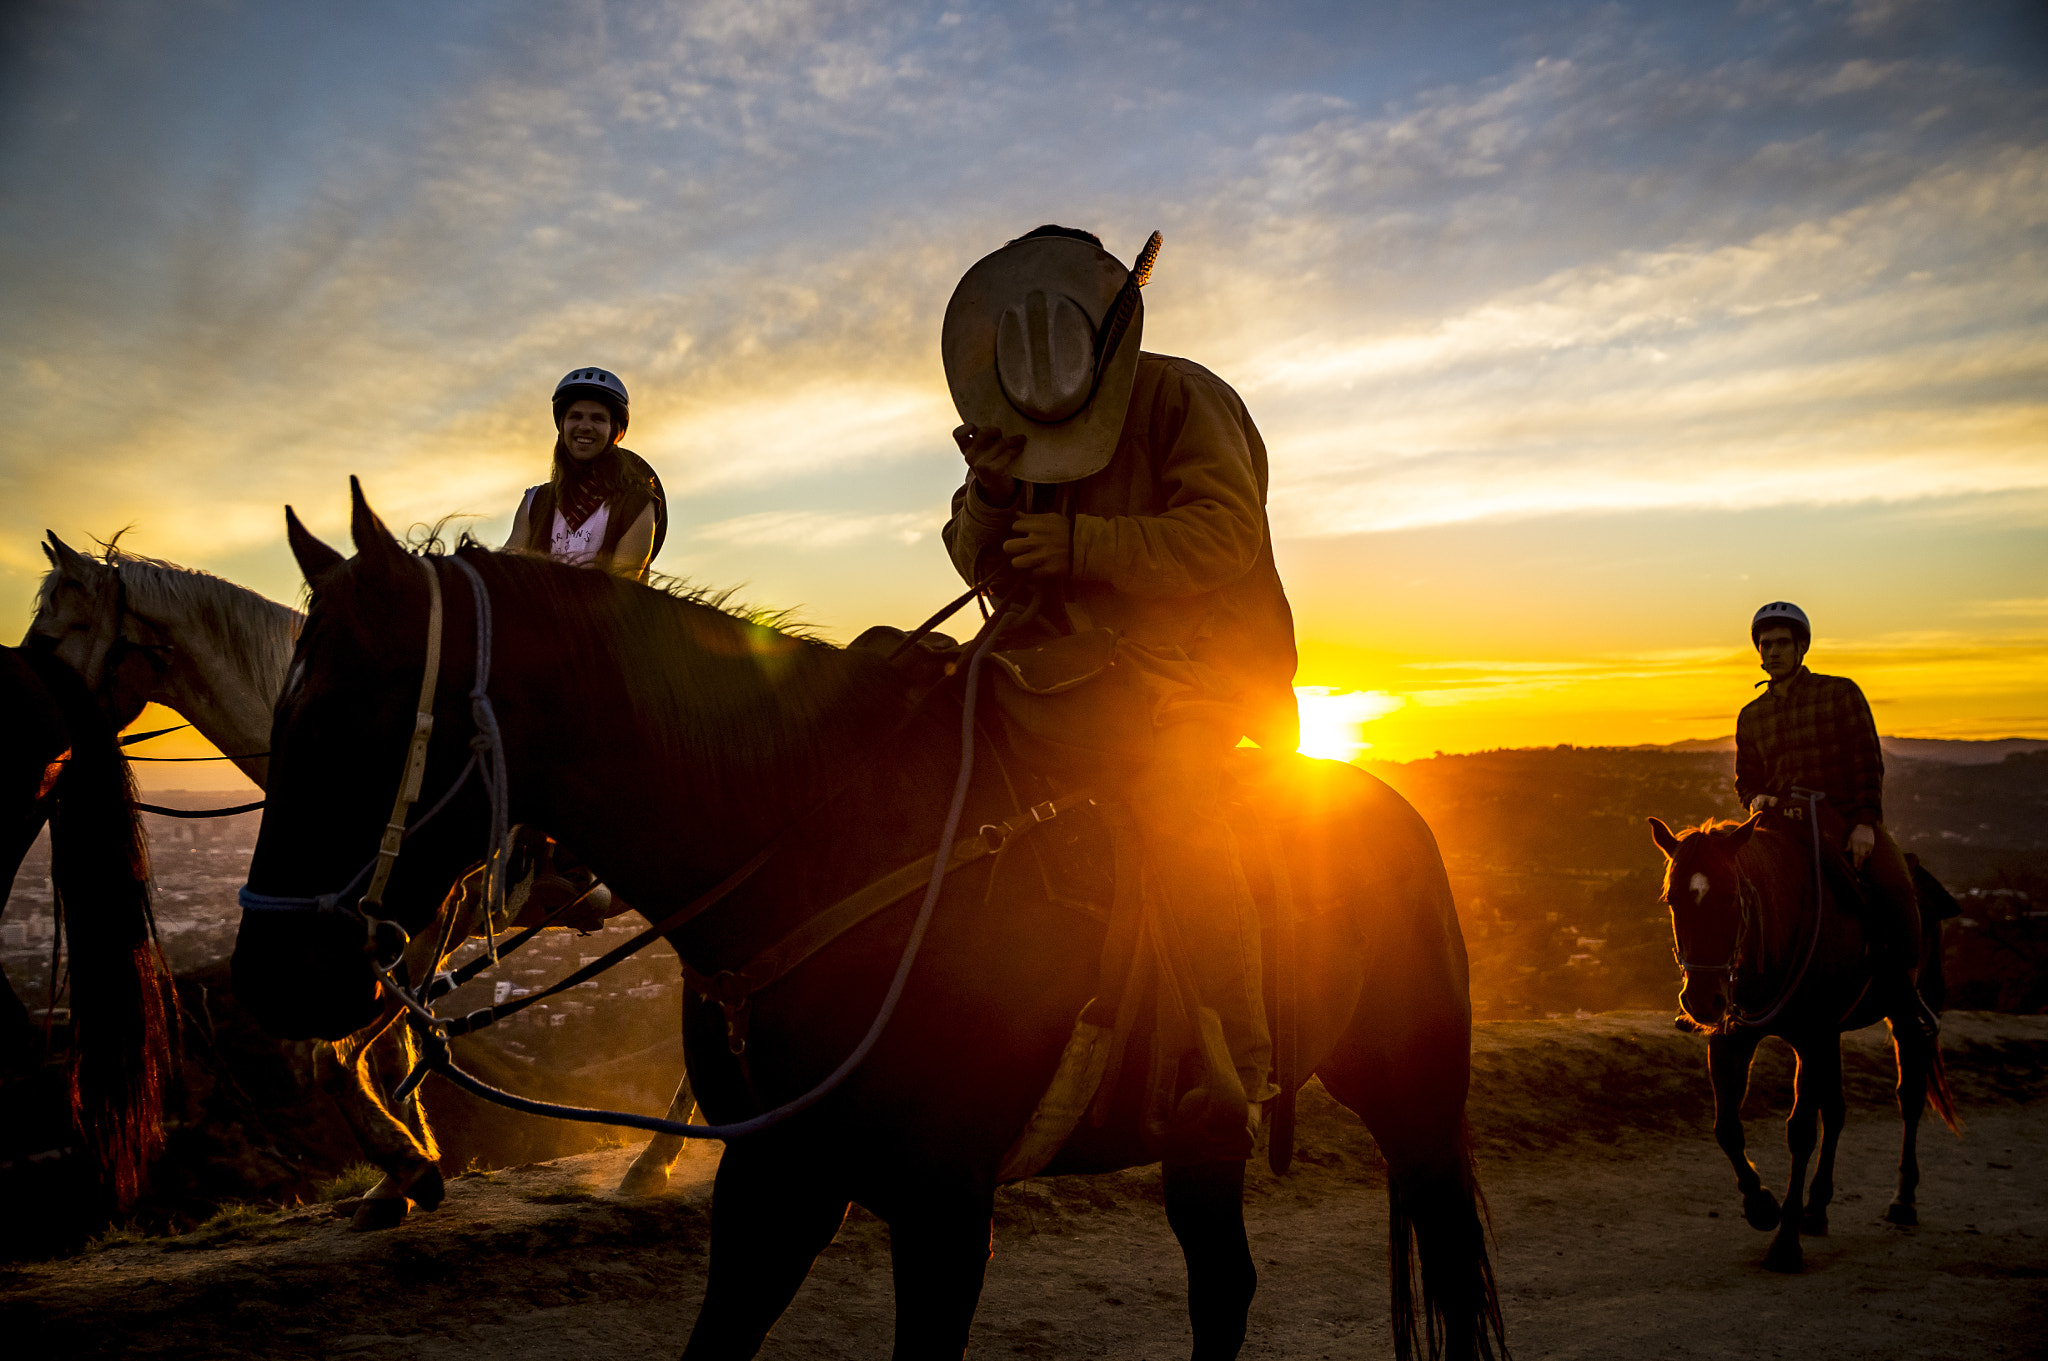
[694,509,934,550]
[0,0,2041,755]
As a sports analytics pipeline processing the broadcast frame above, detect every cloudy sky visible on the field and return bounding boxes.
[3,0,2043,776]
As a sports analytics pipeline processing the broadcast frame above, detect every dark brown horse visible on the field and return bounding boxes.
[232,485,1504,1360]
[0,644,170,1205]
[1648,814,1957,1273]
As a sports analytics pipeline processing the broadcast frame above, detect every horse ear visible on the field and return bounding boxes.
[44,531,95,578]
[1648,817,1681,859]
[285,506,345,584]
[348,477,406,568]
[1725,812,1763,850]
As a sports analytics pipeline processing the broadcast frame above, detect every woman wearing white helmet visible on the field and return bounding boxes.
[505,367,668,579]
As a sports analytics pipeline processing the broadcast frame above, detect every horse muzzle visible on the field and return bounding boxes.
[230,905,385,1040]
[1678,975,1730,1030]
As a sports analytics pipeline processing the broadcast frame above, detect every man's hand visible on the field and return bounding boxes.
[1003,513,1071,579]
[1848,823,1876,869]
[954,423,1024,505]
[1748,795,1779,814]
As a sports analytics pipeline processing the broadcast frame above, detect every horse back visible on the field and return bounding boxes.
[1040,751,1470,1173]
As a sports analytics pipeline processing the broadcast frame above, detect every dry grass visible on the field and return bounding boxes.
[164,1203,303,1252]
[313,1163,384,1203]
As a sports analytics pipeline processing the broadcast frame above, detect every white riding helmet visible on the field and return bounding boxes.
[552,367,630,435]
[1750,601,1811,647]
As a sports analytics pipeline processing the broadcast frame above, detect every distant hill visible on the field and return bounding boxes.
[1359,745,2048,1019]
[1637,735,2048,764]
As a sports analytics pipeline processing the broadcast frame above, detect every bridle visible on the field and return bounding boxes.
[238,553,514,969]
[96,564,176,713]
[238,548,1032,1142]
[1675,789,1832,1031]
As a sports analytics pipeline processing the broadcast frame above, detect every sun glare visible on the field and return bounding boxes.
[1294,687,1403,762]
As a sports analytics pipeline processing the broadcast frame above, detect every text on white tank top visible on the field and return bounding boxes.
[549,502,610,566]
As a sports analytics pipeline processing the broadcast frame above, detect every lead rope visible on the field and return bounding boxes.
[423,588,1033,1141]
[1726,789,1830,1030]
[448,556,512,964]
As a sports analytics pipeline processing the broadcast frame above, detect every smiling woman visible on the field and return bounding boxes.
[505,368,668,580]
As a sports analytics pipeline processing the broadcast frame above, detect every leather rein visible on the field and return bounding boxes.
[1678,789,1838,1031]
[240,552,1068,1141]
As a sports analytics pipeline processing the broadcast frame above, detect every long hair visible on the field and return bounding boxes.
[547,433,636,511]
[20,648,171,1205]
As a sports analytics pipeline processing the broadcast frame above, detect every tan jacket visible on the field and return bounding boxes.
[944,352,1299,750]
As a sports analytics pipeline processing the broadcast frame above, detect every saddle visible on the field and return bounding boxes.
[852,627,1347,1171]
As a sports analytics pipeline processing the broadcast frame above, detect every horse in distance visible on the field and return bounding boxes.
[1649,813,1957,1273]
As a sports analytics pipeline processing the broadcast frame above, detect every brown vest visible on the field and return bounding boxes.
[522,449,668,574]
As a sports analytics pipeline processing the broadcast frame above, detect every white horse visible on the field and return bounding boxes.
[26,533,695,1217]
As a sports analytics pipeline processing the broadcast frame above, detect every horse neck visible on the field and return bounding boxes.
[492,572,910,890]
[120,562,301,790]
[1731,832,1820,980]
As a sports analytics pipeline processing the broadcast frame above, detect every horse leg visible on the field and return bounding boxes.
[1318,1022,1501,1360]
[1707,1030,1778,1230]
[1801,1054,1848,1237]
[1886,1018,1929,1226]
[616,1068,696,1196]
[680,1137,848,1361]
[312,1021,441,1232]
[886,1177,997,1361]
[357,1021,444,1213]
[1765,1037,1834,1273]
[1163,1159,1256,1361]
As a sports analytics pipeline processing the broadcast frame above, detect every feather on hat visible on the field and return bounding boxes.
[942,232,1161,484]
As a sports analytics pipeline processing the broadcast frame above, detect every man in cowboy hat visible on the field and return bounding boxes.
[1738,601,1936,1036]
[941,224,1298,1158]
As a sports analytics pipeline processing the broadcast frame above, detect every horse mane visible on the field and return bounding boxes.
[17,647,171,1206]
[444,544,910,821]
[40,545,303,701]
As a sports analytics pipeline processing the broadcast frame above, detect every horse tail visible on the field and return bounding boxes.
[32,654,172,1205]
[1386,1115,1506,1361]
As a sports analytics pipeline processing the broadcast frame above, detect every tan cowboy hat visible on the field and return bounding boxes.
[942,231,1161,484]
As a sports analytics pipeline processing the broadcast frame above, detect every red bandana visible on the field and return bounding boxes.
[557,465,608,532]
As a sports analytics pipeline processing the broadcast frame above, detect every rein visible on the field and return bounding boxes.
[1680,790,1833,1032]
[240,553,1053,1141]
[419,578,1039,1139]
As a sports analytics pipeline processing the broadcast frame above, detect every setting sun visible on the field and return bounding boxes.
[1292,686,1403,762]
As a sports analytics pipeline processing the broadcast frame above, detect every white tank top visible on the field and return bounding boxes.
[548,502,610,566]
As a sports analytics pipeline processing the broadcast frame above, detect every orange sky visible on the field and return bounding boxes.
[4,2,2043,787]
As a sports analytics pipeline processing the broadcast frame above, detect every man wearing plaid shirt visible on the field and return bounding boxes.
[1736,601,1935,1035]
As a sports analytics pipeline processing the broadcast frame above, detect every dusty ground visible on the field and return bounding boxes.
[5,1011,2044,1360]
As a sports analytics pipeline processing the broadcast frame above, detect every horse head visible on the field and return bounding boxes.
[26,531,164,729]
[232,481,491,1040]
[1649,814,1761,1030]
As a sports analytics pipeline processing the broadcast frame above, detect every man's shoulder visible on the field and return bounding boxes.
[1137,351,1244,403]
[1803,671,1868,701]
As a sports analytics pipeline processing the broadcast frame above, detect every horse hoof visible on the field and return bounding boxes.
[350,1196,411,1232]
[1801,1208,1829,1236]
[616,1161,672,1198]
[1743,1190,1782,1231]
[1763,1242,1803,1274]
[1884,1200,1919,1227]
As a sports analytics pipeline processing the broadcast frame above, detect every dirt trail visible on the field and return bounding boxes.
[6,1012,2044,1359]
